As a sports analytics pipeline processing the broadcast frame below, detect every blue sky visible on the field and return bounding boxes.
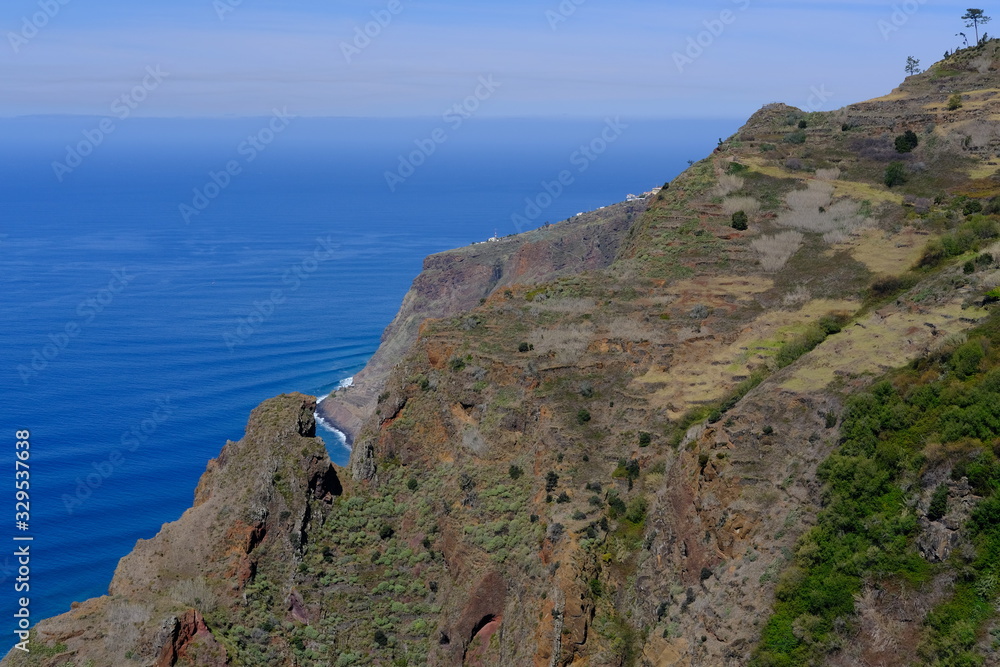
[0,0,976,118]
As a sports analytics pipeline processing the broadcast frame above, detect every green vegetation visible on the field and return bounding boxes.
[732,210,749,231]
[783,131,807,145]
[948,93,964,111]
[885,161,908,187]
[753,313,1000,667]
[895,130,919,153]
[917,214,1000,268]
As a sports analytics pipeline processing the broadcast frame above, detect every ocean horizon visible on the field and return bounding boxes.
[0,115,740,624]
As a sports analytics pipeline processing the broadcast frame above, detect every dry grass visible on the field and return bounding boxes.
[170,577,217,612]
[777,182,866,240]
[104,602,152,656]
[527,325,593,364]
[714,174,745,197]
[782,285,811,307]
[751,231,804,272]
[815,168,841,181]
[722,196,762,216]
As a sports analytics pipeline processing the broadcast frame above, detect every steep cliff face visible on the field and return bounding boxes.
[318,199,647,442]
[4,394,341,667]
[11,44,1000,667]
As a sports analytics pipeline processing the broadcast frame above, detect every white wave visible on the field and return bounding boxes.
[338,376,355,389]
[315,412,352,451]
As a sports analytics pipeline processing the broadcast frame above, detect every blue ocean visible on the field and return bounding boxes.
[0,115,738,624]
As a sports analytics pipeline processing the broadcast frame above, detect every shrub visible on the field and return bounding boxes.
[508,465,523,480]
[894,130,919,153]
[797,119,808,129]
[927,484,949,521]
[556,492,571,504]
[947,93,963,110]
[624,496,648,524]
[518,342,531,353]
[868,274,918,300]
[731,210,749,231]
[638,432,652,447]
[379,524,394,540]
[407,478,419,491]
[607,491,627,519]
[577,408,592,425]
[762,425,774,436]
[963,199,983,216]
[374,630,389,647]
[783,131,807,144]
[726,162,749,175]
[545,471,559,492]
[884,161,907,188]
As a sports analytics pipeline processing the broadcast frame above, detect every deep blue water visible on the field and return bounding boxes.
[0,115,738,626]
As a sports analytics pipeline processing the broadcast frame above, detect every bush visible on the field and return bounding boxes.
[927,484,949,521]
[797,119,808,129]
[638,432,652,447]
[894,130,919,153]
[577,408,592,425]
[884,161,907,188]
[508,465,523,480]
[783,131,807,144]
[546,471,559,492]
[963,199,983,216]
[947,93,963,110]
[379,524,394,540]
[518,342,531,353]
[556,492,571,504]
[374,630,389,647]
[731,210,749,231]
[407,478,418,491]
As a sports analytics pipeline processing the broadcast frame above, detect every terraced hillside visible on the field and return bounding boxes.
[9,42,1000,667]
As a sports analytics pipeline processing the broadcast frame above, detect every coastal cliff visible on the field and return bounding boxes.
[318,199,648,443]
[10,43,1000,666]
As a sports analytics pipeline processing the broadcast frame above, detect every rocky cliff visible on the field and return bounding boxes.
[10,43,1000,667]
[318,199,648,442]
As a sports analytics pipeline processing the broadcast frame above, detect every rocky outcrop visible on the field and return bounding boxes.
[2,394,340,667]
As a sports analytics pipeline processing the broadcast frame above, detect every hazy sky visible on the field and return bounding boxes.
[0,0,975,119]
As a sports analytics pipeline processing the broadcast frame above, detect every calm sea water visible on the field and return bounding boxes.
[0,115,738,624]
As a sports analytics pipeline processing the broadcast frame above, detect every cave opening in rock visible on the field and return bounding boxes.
[470,614,496,640]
